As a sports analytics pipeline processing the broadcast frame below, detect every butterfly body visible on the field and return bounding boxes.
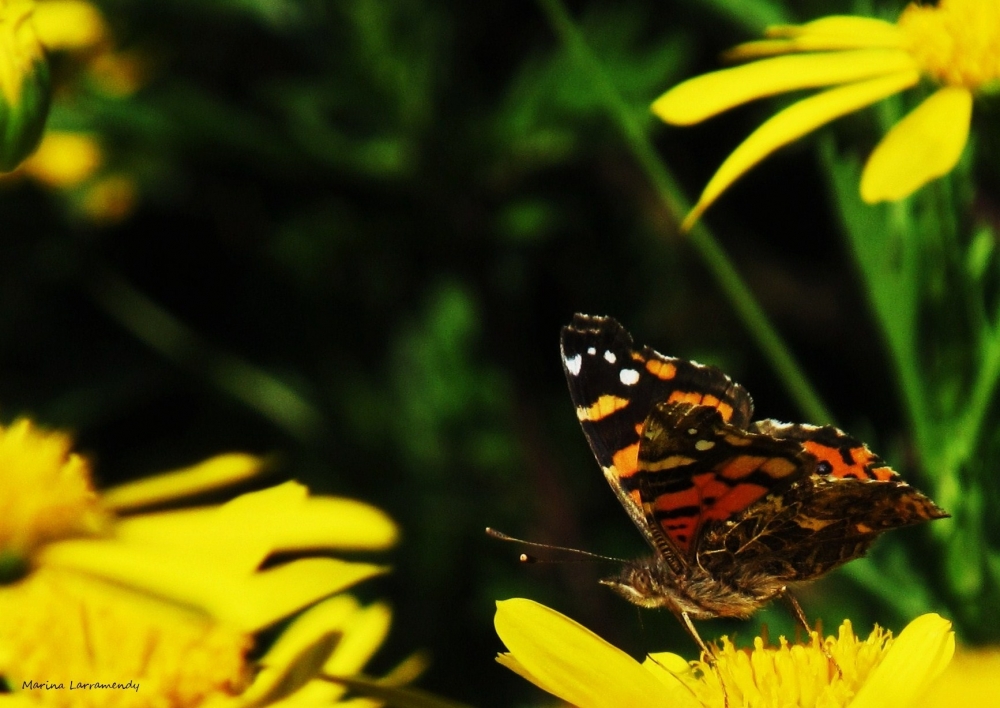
[605,554,773,619]
[560,314,947,640]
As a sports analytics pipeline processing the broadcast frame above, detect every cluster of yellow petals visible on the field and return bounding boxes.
[900,0,1000,89]
[0,413,404,706]
[0,568,252,708]
[653,0,1000,229]
[676,621,891,707]
[0,420,109,559]
[0,565,407,708]
[495,598,955,708]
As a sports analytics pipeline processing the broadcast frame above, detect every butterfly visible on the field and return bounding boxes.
[561,314,948,655]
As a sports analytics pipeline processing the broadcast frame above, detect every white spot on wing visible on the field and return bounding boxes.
[587,347,597,355]
[619,368,640,386]
[565,353,582,376]
[695,439,715,451]
[604,350,617,364]
[687,428,698,435]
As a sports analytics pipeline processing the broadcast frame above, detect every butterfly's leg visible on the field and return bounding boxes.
[676,610,729,708]
[781,588,812,635]
[677,610,714,660]
[781,588,842,677]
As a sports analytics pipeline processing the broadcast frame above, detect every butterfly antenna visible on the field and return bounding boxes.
[485,527,627,564]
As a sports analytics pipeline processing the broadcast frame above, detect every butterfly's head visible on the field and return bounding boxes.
[600,558,679,610]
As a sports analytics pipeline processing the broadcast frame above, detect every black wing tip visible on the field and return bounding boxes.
[927,502,951,520]
[561,314,631,347]
[560,315,638,369]
[564,313,622,332]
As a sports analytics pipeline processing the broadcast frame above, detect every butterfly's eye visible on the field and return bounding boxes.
[816,461,833,475]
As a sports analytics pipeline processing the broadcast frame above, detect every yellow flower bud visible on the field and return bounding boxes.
[0,0,51,171]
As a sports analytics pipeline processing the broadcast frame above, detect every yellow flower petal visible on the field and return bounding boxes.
[322,601,393,677]
[19,132,101,187]
[494,598,698,708]
[263,594,362,670]
[652,49,916,126]
[859,86,972,203]
[495,652,544,689]
[231,558,389,632]
[30,0,107,50]
[38,539,387,632]
[220,481,399,552]
[851,613,955,708]
[101,452,265,512]
[682,70,919,230]
[770,16,905,47]
[922,647,1000,706]
[252,594,360,705]
[113,481,398,575]
[722,40,804,61]
[243,628,338,706]
[727,17,904,59]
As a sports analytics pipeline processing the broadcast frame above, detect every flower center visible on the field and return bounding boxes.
[899,0,1000,90]
[677,621,894,708]
[0,569,253,707]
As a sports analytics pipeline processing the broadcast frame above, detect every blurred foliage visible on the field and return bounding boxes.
[2,0,999,705]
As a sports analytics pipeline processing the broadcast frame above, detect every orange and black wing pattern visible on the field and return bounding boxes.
[693,419,950,581]
[560,314,753,556]
[635,402,813,558]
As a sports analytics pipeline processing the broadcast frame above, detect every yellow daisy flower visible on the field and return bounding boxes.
[494,598,955,708]
[653,0,1000,230]
[0,566,409,707]
[30,0,107,52]
[0,417,398,631]
[0,416,409,705]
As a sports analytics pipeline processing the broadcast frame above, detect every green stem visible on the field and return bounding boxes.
[89,267,325,441]
[950,326,1000,470]
[854,199,938,470]
[537,0,834,425]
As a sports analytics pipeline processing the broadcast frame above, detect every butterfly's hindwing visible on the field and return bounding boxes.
[697,470,948,581]
[635,402,813,556]
[752,420,897,481]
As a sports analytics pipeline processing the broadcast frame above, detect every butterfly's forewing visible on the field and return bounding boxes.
[560,314,753,556]
[636,402,812,557]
